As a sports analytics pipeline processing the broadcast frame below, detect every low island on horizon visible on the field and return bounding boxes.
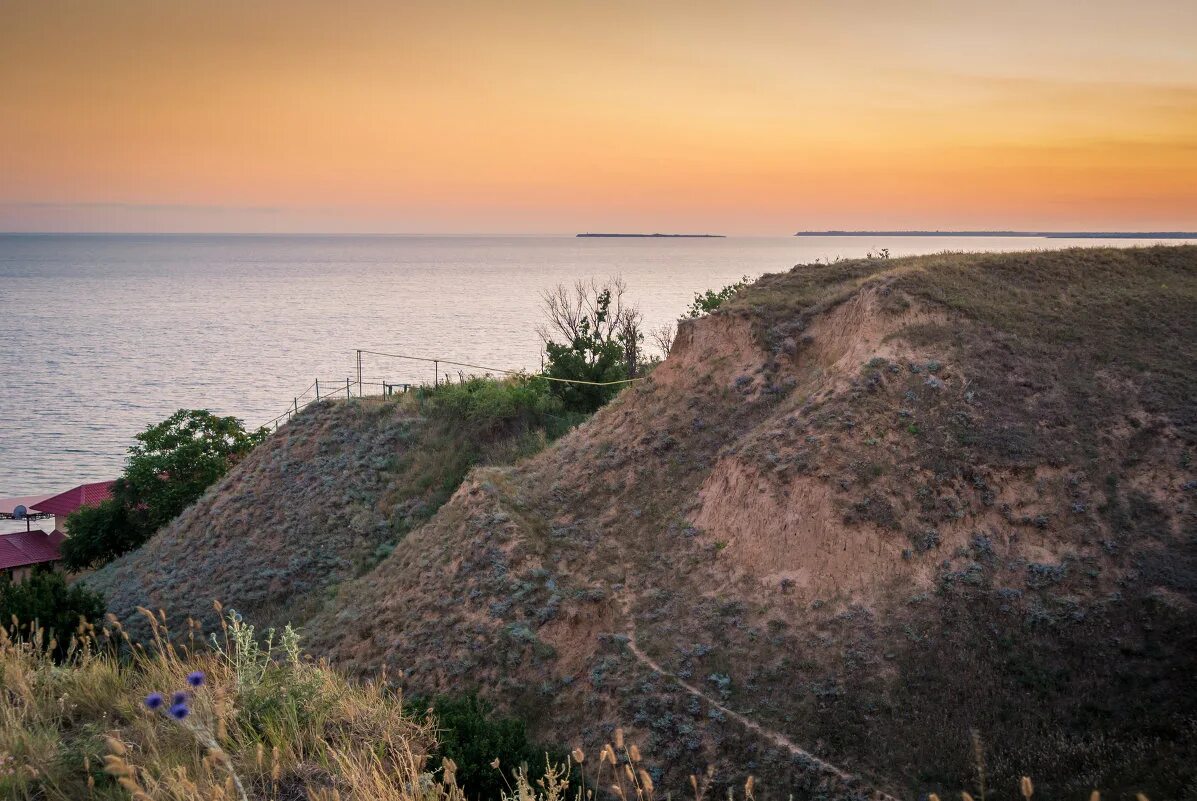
[795,230,1197,239]
[576,232,726,238]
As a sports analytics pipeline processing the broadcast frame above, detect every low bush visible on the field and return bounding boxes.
[411,693,557,801]
[686,276,751,318]
[0,571,105,660]
[424,376,579,440]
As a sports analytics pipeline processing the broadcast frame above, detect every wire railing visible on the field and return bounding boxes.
[255,347,645,432]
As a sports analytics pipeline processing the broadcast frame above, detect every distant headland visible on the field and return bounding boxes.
[795,230,1197,239]
[576,232,726,238]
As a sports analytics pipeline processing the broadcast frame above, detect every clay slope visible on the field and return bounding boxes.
[307,247,1197,799]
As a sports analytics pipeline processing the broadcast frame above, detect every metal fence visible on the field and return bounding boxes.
[256,348,642,431]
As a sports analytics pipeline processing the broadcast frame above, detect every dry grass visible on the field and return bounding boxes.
[0,606,446,800]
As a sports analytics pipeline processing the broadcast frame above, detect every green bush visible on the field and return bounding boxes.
[539,281,634,413]
[412,694,555,801]
[0,571,105,659]
[426,376,564,437]
[687,276,751,317]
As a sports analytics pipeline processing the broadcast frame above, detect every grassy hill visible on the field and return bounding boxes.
[87,246,1197,799]
[86,382,580,637]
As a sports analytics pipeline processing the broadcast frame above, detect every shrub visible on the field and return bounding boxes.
[59,499,138,570]
[410,693,557,801]
[0,571,104,660]
[544,338,628,413]
[686,276,751,318]
[425,376,571,438]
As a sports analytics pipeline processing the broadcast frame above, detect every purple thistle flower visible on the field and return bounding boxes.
[169,703,190,720]
[186,670,205,687]
[144,692,165,710]
[172,690,189,706]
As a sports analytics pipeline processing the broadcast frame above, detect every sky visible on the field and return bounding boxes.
[2,0,1195,234]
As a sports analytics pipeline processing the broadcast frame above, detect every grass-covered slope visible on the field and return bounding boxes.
[305,246,1197,799]
[87,381,578,637]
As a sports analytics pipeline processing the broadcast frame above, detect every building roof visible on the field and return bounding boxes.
[30,481,115,517]
[0,530,66,571]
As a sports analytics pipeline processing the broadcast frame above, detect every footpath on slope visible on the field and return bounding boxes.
[618,612,901,801]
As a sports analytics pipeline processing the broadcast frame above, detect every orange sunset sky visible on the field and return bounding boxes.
[2,0,1195,234]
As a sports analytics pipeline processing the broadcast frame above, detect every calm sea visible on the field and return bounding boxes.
[2,234,1192,496]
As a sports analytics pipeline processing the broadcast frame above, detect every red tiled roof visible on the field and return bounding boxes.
[0,530,66,571]
[30,481,115,517]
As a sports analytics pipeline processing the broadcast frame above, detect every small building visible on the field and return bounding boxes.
[0,529,66,583]
[30,480,115,534]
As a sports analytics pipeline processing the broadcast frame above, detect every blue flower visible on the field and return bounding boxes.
[169,703,190,720]
[144,692,165,710]
[172,691,189,706]
[186,670,205,687]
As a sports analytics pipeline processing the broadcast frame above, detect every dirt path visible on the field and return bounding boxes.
[620,625,901,801]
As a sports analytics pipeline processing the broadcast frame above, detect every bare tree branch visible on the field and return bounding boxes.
[537,276,637,347]
[650,323,675,357]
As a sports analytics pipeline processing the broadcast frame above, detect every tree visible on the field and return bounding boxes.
[0,571,105,660]
[650,322,675,356]
[59,498,136,570]
[538,278,644,413]
[536,277,634,347]
[118,409,267,533]
[61,410,267,570]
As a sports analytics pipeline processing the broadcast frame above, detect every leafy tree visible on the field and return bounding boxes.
[686,275,751,317]
[543,332,628,413]
[61,409,266,570]
[0,571,105,659]
[412,694,553,801]
[538,278,640,413]
[118,409,267,532]
[59,498,136,570]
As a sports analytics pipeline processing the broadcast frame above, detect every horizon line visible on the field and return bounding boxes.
[3,229,1197,238]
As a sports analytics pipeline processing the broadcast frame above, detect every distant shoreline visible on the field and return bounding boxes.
[576,233,726,238]
[795,230,1197,239]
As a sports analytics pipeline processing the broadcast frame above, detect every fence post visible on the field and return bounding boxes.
[434,360,438,386]
[346,377,351,398]
[294,397,298,415]
[357,350,363,397]
[316,379,320,400]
